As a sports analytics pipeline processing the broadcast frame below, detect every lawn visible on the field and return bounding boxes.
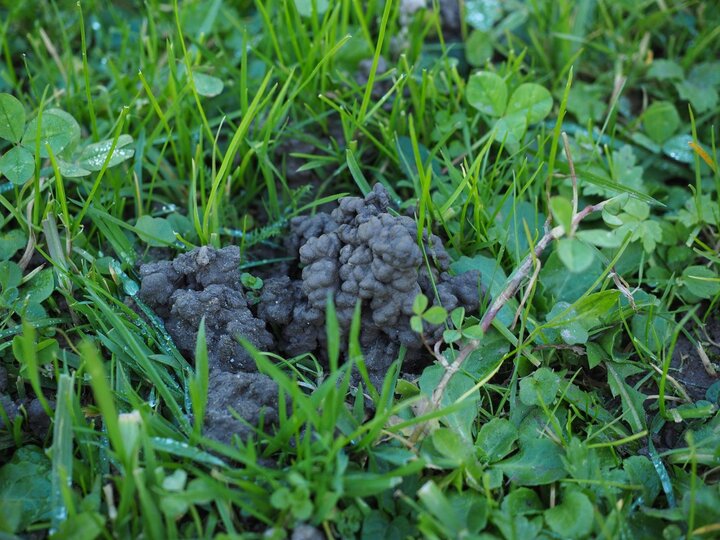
[1,0,719,538]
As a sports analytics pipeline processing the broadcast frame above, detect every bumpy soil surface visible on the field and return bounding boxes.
[138,185,482,442]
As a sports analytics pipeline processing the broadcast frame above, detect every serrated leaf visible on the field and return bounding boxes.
[0,145,34,184]
[495,438,565,486]
[519,367,560,406]
[466,71,507,117]
[674,80,718,114]
[79,134,135,171]
[0,93,26,143]
[557,238,595,273]
[22,109,80,157]
[506,83,553,124]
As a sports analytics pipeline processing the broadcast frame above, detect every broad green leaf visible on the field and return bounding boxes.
[134,216,176,246]
[543,301,591,346]
[465,30,493,66]
[79,134,135,171]
[191,71,224,97]
[567,83,605,123]
[501,487,543,516]
[647,59,683,80]
[557,237,595,273]
[492,513,543,540]
[572,290,621,322]
[576,228,622,248]
[0,260,22,289]
[432,428,472,464]
[0,93,25,143]
[549,195,573,234]
[49,511,105,540]
[519,367,560,406]
[643,101,680,144]
[420,364,478,440]
[495,438,565,486]
[57,160,91,178]
[0,445,53,533]
[417,481,463,534]
[493,113,526,149]
[465,0,502,30]
[22,269,55,304]
[466,71,507,117]
[22,109,80,157]
[476,418,518,463]
[681,265,720,299]
[688,61,720,87]
[412,293,428,315]
[662,134,697,163]
[544,490,594,539]
[464,328,510,379]
[410,315,423,333]
[0,145,34,184]
[540,251,602,304]
[293,0,329,17]
[422,305,447,324]
[506,83,553,124]
[674,80,718,114]
[0,229,25,261]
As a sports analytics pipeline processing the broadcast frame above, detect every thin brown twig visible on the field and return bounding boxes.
[411,140,611,441]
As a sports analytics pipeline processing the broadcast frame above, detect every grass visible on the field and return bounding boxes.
[1,0,719,538]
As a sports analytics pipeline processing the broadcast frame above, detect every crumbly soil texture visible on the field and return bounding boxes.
[138,184,481,443]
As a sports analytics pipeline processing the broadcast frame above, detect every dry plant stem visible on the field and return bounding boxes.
[512,257,541,330]
[423,199,609,431]
[610,268,637,310]
[415,142,612,442]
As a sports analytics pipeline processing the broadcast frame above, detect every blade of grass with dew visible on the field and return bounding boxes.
[50,373,74,534]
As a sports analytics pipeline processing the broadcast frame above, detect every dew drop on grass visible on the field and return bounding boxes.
[123,280,139,296]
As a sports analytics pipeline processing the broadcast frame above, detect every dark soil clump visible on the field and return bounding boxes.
[138,185,482,442]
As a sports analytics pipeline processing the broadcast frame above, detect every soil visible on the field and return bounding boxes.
[669,318,720,403]
[138,184,482,443]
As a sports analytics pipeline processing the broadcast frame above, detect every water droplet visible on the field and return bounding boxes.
[124,280,139,296]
